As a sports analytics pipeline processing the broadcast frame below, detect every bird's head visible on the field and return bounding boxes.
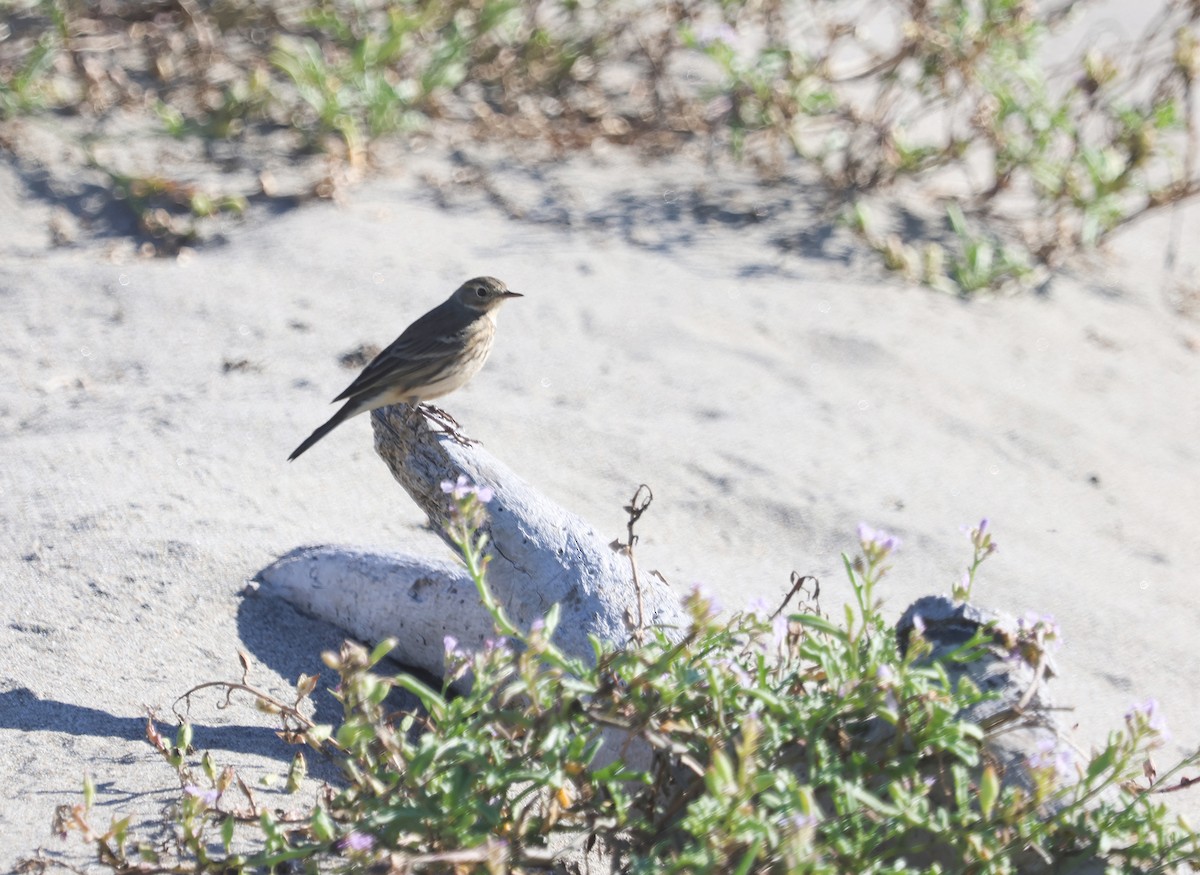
[455,276,522,311]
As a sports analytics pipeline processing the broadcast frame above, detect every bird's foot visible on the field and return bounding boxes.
[417,404,479,446]
[422,404,462,428]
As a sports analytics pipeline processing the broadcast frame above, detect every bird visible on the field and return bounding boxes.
[288,276,522,461]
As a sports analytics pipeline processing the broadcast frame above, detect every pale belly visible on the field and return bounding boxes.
[354,356,485,414]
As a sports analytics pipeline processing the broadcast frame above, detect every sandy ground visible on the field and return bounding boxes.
[2,141,1199,870]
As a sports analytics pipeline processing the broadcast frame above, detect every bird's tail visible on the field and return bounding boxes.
[288,400,357,461]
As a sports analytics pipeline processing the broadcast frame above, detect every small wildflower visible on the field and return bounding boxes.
[686,583,723,618]
[789,812,820,830]
[1018,612,1061,639]
[1028,737,1078,783]
[483,637,511,654]
[772,613,789,650]
[966,518,998,554]
[182,785,219,806]
[697,22,738,48]
[1126,698,1171,744]
[858,522,901,553]
[440,474,493,502]
[747,596,773,619]
[337,832,375,853]
[1016,612,1063,653]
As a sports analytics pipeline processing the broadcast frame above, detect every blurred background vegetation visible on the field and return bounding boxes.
[1,0,1198,292]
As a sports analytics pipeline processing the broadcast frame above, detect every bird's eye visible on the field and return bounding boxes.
[475,286,488,297]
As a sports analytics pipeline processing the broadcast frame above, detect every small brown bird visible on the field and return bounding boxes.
[289,276,522,461]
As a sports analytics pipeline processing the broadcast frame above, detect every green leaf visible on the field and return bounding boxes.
[368,637,397,667]
[201,751,217,782]
[980,764,999,819]
[1087,745,1118,780]
[286,752,307,793]
[542,602,561,638]
[839,782,902,817]
[790,612,848,641]
[175,721,194,753]
[394,674,447,721]
[310,807,335,843]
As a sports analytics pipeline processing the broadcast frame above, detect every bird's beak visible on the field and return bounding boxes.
[502,290,523,298]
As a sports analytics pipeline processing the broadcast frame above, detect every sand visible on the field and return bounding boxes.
[1,142,1198,870]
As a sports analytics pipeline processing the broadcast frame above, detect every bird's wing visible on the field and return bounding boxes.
[332,306,470,404]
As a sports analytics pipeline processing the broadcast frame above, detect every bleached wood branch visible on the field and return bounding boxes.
[257,403,688,678]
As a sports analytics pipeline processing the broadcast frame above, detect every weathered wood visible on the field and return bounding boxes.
[254,545,486,680]
[257,403,688,677]
[368,404,688,650]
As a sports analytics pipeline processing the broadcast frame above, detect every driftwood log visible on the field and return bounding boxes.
[258,404,688,680]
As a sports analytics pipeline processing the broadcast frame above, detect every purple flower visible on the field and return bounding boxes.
[338,832,375,853]
[687,583,722,617]
[965,518,998,554]
[1018,612,1062,648]
[747,596,772,619]
[772,613,789,650]
[440,475,493,503]
[182,785,219,805]
[697,23,738,48]
[1028,737,1078,783]
[789,812,819,830]
[483,637,511,654]
[1126,698,1171,742]
[858,523,901,552]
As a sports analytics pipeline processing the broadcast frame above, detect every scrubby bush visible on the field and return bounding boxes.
[2,0,1197,287]
[41,491,1200,873]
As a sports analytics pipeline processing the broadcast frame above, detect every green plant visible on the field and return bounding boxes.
[945,204,1032,294]
[3,0,1198,281]
[0,0,69,118]
[95,162,248,253]
[36,495,1200,873]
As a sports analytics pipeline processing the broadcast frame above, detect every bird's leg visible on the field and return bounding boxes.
[417,404,479,446]
[422,404,461,428]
